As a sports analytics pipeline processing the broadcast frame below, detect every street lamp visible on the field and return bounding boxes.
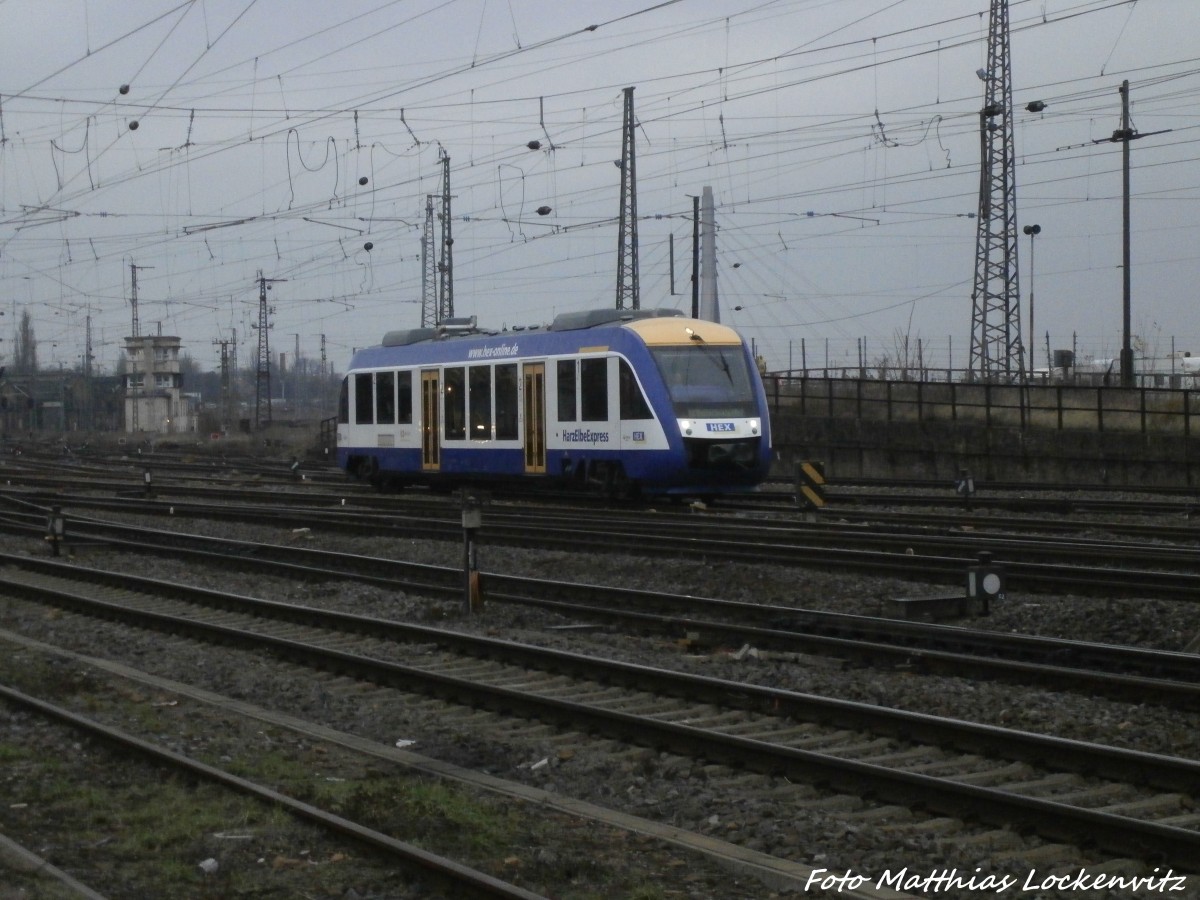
[1023,224,1041,371]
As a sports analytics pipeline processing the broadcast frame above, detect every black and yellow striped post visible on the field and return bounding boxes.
[794,460,826,510]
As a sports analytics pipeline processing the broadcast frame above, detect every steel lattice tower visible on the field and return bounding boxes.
[127,262,152,432]
[615,86,639,310]
[254,271,284,429]
[421,194,437,328]
[213,336,234,432]
[969,0,1022,380]
[437,149,454,324]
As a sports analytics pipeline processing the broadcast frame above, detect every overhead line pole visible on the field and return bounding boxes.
[968,0,1022,382]
[616,86,639,311]
[1097,79,1170,388]
[438,148,454,324]
[1120,80,1134,388]
[421,194,437,328]
[128,261,153,434]
[254,271,286,430]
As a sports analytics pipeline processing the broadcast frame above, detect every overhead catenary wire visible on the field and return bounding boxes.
[3,0,1197,371]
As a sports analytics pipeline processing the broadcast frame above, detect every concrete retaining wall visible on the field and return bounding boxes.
[772,413,1200,487]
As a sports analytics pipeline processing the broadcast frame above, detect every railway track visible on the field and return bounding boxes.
[0,682,549,900]
[3,556,1200,871]
[1,515,1198,707]
[5,484,1200,603]
[7,450,1200,517]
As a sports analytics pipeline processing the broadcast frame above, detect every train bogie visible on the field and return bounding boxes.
[336,308,772,497]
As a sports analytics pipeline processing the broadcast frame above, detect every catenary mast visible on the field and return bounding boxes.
[969,0,1023,380]
[615,87,639,310]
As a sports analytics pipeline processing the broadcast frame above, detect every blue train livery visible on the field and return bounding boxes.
[336,307,772,497]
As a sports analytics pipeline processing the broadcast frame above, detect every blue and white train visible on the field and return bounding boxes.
[336,307,772,497]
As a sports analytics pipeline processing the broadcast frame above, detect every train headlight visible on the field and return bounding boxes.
[749,419,759,435]
[681,420,693,436]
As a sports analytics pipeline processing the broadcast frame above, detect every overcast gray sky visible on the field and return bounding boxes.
[2,0,1198,376]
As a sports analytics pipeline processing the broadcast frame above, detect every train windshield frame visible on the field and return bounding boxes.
[649,345,759,418]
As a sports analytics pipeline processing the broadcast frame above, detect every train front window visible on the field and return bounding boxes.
[650,346,757,418]
[619,358,653,420]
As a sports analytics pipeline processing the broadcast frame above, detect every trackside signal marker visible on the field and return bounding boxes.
[795,461,826,509]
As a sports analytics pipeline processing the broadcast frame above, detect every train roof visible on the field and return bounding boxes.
[380,307,689,348]
[353,308,745,371]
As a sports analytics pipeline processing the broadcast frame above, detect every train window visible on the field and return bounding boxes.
[396,371,413,424]
[444,366,466,440]
[581,357,608,421]
[557,360,576,421]
[354,373,374,424]
[619,359,653,420]
[338,378,349,424]
[495,364,518,439]
[469,366,492,439]
[376,371,396,424]
[650,346,758,418]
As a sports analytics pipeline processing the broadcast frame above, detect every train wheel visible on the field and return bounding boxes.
[605,464,636,501]
[361,457,383,491]
[354,458,373,482]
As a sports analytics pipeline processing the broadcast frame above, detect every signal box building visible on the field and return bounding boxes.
[124,334,196,434]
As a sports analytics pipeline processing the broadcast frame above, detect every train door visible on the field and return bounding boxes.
[523,362,546,474]
[421,369,440,471]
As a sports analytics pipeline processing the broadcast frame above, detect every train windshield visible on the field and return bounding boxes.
[650,345,759,418]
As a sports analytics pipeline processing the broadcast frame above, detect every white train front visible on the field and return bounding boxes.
[336,307,772,497]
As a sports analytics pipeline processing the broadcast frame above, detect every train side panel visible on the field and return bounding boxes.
[336,312,771,495]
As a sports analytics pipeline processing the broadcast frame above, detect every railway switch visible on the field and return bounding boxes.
[966,551,1004,613]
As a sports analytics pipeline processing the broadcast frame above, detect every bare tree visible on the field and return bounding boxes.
[871,328,919,380]
[12,310,38,374]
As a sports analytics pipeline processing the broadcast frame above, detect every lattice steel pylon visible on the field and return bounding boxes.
[420,194,437,328]
[615,86,639,310]
[254,270,284,430]
[437,148,454,324]
[969,0,1023,381]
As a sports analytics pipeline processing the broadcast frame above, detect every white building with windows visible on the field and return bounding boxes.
[123,334,196,434]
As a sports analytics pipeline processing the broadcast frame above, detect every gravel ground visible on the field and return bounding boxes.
[4,508,1200,898]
